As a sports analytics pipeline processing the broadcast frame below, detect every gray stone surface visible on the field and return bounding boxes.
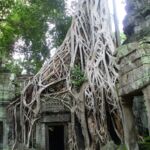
[118,2,150,146]
[117,38,150,96]
[0,116,9,150]
[0,73,15,150]
[142,85,150,135]
[121,97,139,150]
[41,99,70,113]
[133,96,148,135]
[123,0,150,42]
[0,73,15,102]
[41,113,70,123]
[0,74,32,150]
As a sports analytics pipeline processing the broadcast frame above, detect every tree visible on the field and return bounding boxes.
[9,0,123,149]
[0,0,71,74]
[0,0,15,21]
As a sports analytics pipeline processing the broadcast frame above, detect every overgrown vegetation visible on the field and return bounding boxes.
[0,0,71,74]
[139,136,150,150]
[71,65,87,88]
[8,0,123,149]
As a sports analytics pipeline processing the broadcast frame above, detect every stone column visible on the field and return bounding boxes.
[64,124,68,150]
[3,120,9,150]
[36,123,46,150]
[121,97,139,150]
[142,85,150,135]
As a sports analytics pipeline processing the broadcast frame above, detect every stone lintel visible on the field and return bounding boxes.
[117,38,150,61]
[40,113,71,123]
[41,100,70,113]
[119,77,150,96]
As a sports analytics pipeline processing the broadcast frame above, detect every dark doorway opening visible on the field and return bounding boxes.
[0,122,3,149]
[48,125,64,150]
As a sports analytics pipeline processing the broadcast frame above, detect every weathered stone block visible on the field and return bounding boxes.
[41,98,70,113]
[119,64,150,87]
[117,39,150,96]
[40,113,70,123]
[119,75,150,96]
[0,73,15,102]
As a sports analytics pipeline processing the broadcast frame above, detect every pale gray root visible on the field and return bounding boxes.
[9,0,123,149]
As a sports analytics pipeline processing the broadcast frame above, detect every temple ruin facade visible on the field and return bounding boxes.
[0,0,150,150]
[117,0,150,149]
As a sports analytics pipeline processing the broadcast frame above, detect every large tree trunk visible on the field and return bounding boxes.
[9,0,123,149]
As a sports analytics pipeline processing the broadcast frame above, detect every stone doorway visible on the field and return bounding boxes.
[0,121,3,149]
[48,125,64,150]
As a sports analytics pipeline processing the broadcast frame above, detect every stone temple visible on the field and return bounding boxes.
[0,0,150,150]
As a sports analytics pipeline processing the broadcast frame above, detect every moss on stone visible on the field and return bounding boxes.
[117,144,127,150]
[117,36,150,58]
[141,56,150,64]
[139,136,150,150]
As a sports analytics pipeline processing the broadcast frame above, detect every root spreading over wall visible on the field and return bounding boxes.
[9,0,123,149]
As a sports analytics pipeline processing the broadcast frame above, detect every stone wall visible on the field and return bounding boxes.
[133,96,148,135]
[117,37,150,96]
[117,0,150,149]
[0,73,32,150]
[123,0,150,42]
[0,73,15,101]
[0,73,16,150]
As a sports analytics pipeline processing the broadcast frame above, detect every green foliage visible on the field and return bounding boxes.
[116,144,127,150]
[71,65,87,88]
[143,136,150,142]
[5,60,22,75]
[0,0,71,74]
[120,32,127,44]
[0,0,15,21]
[51,16,72,48]
[139,136,150,150]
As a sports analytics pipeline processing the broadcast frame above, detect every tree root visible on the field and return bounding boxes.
[9,0,123,149]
